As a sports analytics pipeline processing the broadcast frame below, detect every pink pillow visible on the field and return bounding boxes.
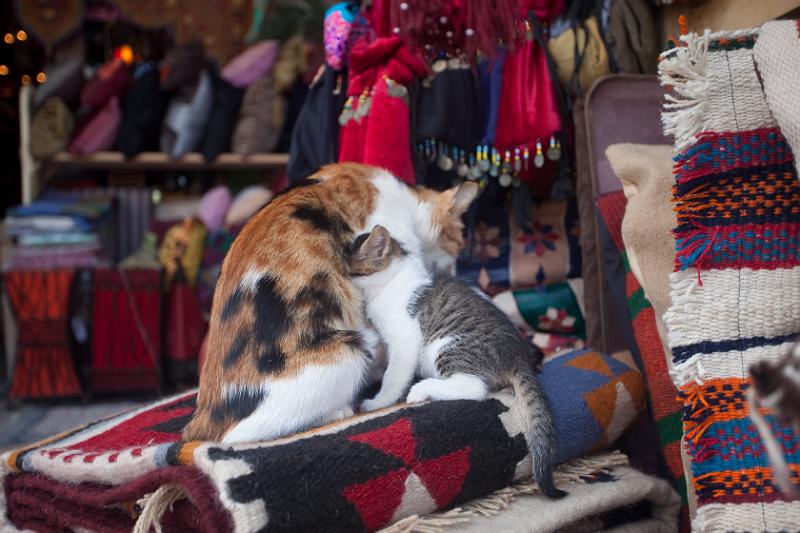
[225,185,273,226]
[68,97,121,155]
[81,58,131,110]
[197,185,232,231]
[221,40,279,88]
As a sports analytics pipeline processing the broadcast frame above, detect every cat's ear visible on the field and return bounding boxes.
[447,182,479,215]
[357,225,392,261]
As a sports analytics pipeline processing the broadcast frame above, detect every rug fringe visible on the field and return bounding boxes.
[379,450,628,533]
[659,30,711,152]
[133,484,186,533]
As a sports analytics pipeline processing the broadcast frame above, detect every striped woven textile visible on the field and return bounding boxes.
[660,29,800,531]
[596,191,689,531]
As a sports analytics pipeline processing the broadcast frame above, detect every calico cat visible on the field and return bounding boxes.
[182,163,477,443]
[351,225,566,499]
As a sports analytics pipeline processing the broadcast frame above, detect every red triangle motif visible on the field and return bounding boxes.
[413,447,471,507]
[348,418,416,465]
[342,468,409,531]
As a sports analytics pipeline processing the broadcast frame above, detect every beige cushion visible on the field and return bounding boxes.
[606,143,696,517]
[605,143,675,321]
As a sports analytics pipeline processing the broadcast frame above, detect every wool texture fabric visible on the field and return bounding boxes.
[4,270,82,401]
[492,280,587,344]
[30,97,74,159]
[660,29,800,531]
[456,194,581,296]
[221,40,278,89]
[606,144,675,321]
[89,268,161,396]
[595,190,689,530]
[412,463,679,533]
[80,58,131,111]
[232,73,282,156]
[753,20,800,180]
[1,348,645,532]
[68,97,122,155]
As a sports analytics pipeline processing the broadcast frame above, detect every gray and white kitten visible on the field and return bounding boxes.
[351,225,565,499]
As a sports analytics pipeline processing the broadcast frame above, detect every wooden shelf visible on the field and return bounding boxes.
[47,151,290,171]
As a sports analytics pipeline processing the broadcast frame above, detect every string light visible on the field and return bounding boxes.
[36,72,46,83]
[0,65,7,76]
[3,33,14,44]
[21,74,31,85]
[114,44,134,65]
[16,30,27,41]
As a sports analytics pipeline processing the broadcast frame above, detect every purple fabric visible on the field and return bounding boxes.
[68,97,122,155]
[221,40,279,88]
[197,186,232,231]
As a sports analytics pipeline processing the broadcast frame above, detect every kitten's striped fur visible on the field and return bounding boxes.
[352,225,565,499]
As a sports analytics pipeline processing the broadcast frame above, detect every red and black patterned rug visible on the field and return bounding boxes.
[2,349,658,532]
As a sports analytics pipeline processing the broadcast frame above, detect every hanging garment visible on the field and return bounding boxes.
[338,36,427,184]
[89,269,161,395]
[5,269,82,401]
[414,64,483,189]
[288,66,348,181]
[165,267,206,385]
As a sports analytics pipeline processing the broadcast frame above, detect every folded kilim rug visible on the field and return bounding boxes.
[660,28,800,531]
[595,191,689,530]
[1,349,664,532]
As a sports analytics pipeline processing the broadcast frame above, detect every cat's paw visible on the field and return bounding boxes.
[333,407,354,420]
[406,383,432,404]
[360,398,388,412]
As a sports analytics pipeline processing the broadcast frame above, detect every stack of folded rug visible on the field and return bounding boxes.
[1,348,678,532]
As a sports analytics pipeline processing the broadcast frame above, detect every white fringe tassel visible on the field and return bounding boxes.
[133,484,186,533]
[659,28,760,152]
[659,30,711,152]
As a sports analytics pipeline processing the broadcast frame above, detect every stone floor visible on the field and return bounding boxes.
[0,397,146,452]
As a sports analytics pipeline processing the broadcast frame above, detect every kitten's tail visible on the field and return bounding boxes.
[509,361,567,499]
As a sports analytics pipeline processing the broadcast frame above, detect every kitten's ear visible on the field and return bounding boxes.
[447,182,479,214]
[358,225,392,261]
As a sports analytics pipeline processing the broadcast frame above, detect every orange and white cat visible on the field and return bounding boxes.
[183,163,477,443]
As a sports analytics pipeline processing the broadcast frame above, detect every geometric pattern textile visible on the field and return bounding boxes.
[1,349,645,532]
[660,28,800,531]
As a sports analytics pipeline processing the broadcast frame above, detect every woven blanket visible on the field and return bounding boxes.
[660,29,800,531]
[1,349,649,532]
[596,191,689,530]
[754,20,800,180]
[456,197,581,296]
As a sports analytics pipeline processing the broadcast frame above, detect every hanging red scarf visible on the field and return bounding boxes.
[338,36,427,184]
